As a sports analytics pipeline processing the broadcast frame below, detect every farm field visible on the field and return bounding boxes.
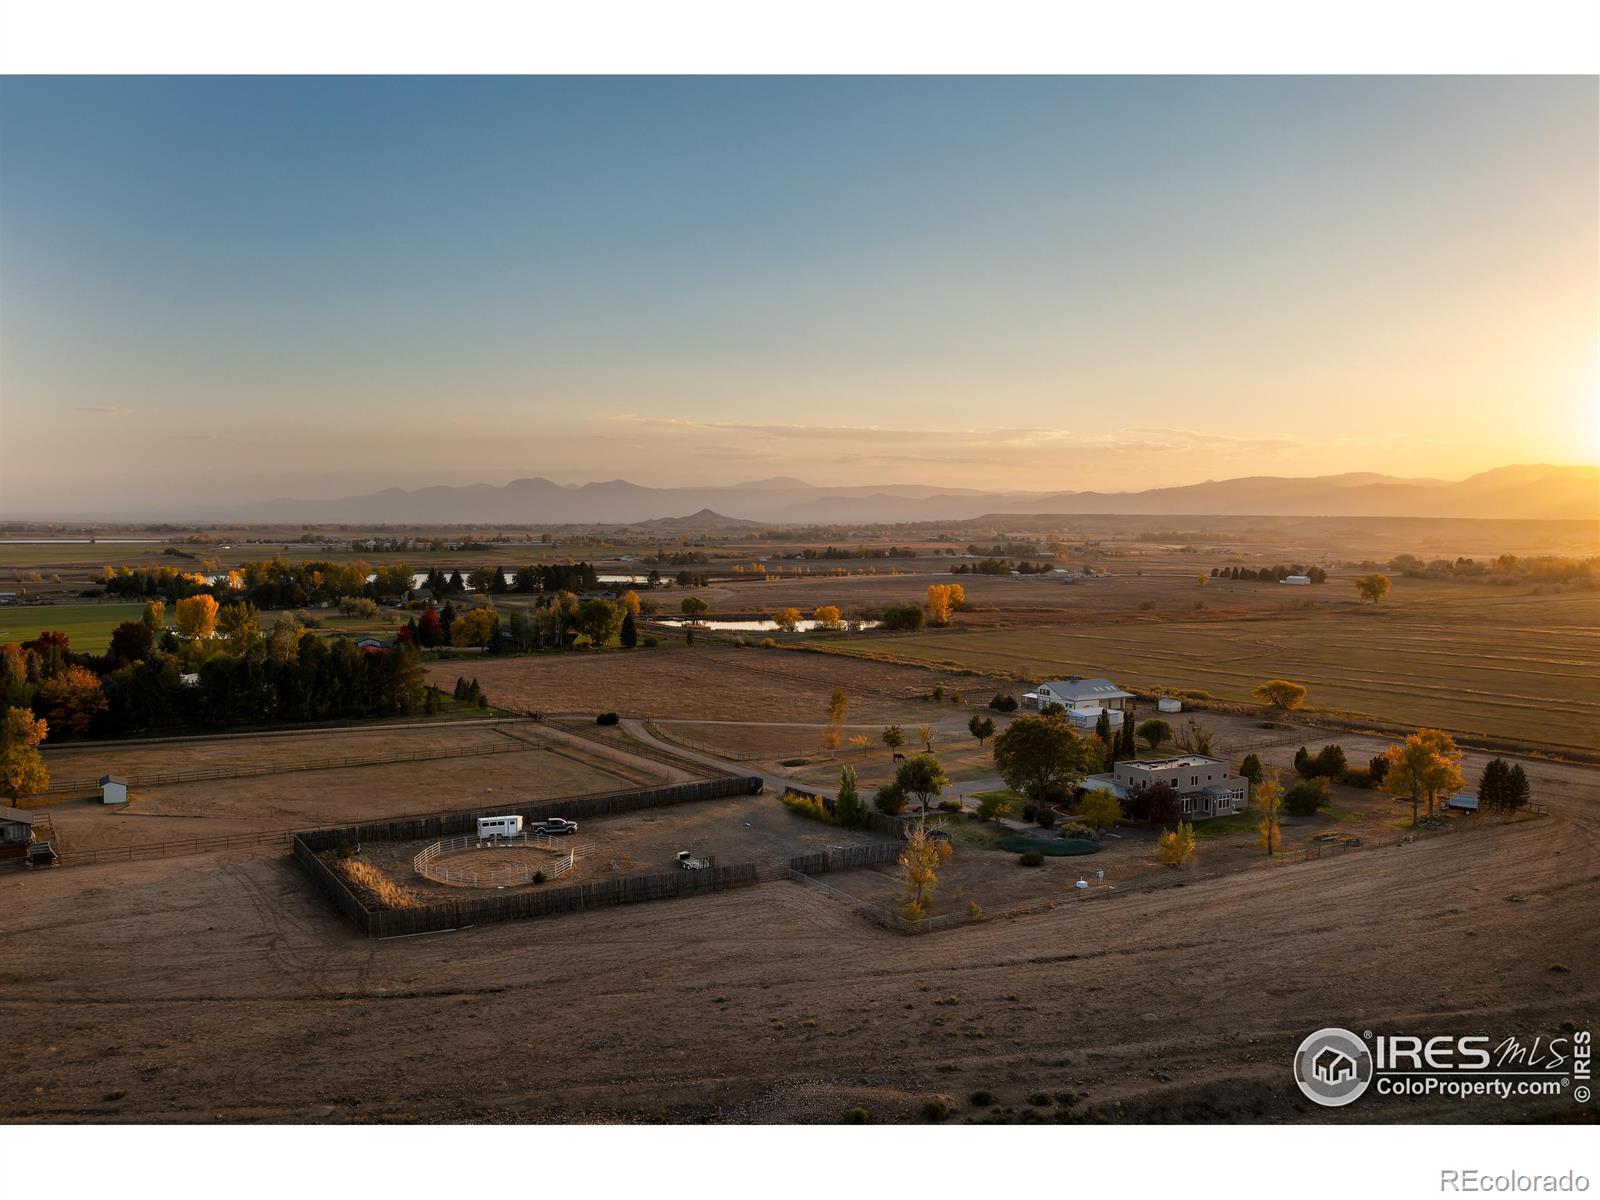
[0,600,146,653]
[826,587,1600,752]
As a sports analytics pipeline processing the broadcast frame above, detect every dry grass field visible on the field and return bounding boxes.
[2,741,1594,1124]
[826,586,1600,752]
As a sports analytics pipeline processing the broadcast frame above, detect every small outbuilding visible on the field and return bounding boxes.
[1281,575,1312,585]
[1157,697,1183,714]
[0,804,35,845]
[1447,792,1479,813]
[99,774,129,805]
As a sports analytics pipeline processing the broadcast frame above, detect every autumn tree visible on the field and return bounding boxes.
[680,596,709,617]
[36,665,107,737]
[822,688,848,750]
[141,599,166,632]
[620,590,642,617]
[914,723,935,752]
[1381,727,1466,825]
[217,602,262,652]
[967,713,995,746]
[450,607,499,648]
[109,620,154,665]
[812,605,843,631]
[771,607,803,633]
[975,790,1013,822]
[175,594,220,639]
[1156,820,1197,868]
[1354,573,1392,604]
[898,819,953,920]
[1077,790,1123,833]
[881,724,906,755]
[575,598,623,646]
[0,706,49,800]
[925,583,964,626]
[1254,769,1284,855]
[991,711,1101,804]
[1253,679,1307,712]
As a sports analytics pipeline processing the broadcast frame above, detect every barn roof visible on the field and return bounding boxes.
[99,774,129,786]
[0,805,35,825]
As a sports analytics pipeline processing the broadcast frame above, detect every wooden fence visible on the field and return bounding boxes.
[68,828,294,866]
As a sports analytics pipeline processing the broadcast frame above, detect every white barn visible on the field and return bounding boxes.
[99,774,129,805]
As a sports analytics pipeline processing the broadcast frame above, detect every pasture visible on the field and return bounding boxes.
[0,600,146,653]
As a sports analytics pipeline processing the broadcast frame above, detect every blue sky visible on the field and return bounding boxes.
[1,76,1594,508]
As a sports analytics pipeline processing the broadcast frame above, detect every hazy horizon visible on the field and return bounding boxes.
[1,76,1596,511]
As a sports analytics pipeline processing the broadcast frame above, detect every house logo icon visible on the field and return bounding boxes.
[1293,1027,1373,1107]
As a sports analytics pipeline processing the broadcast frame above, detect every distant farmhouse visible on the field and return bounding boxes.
[1082,754,1249,820]
[1024,676,1134,730]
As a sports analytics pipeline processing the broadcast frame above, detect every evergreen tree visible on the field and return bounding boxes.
[619,610,638,649]
[1505,764,1531,812]
[1293,745,1312,776]
[1477,758,1509,811]
[1094,709,1112,746]
[835,766,864,828]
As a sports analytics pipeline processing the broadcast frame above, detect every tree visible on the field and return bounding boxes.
[991,712,1101,803]
[1254,769,1284,855]
[450,608,499,648]
[1253,678,1307,712]
[771,607,803,633]
[1125,779,1182,823]
[881,724,905,755]
[0,706,49,800]
[1078,790,1123,833]
[823,688,848,750]
[36,665,107,737]
[975,790,1014,822]
[175,594,220,639]
[680,596,709,617]
[967,713,995,746]
[1354,573,1392,604]
[873,782,908,815]
[109,620,154,665]
[1368,753,1389,785]
[1505,764,1531,812]
[217,602,261,652]
[880,603,924,631]
[1136,718,1172,750]
[914,723,934,752]
[1306,744,1347,779]
[1118,711,1137,759]
[141,599,166,632]
[835,766,866,828]
[1173,718,1215,755]
[619,610,638,649]
[1238,753,1264,784]
[925,584,958,626]
[893,753,950,813]
[898,819,952,920]
[812,605,843,631]
[416,607,444,648]
[1476,757,1509,811]
[620,590,642,617]
[1283,776,1332,816]
[1094,709,1112,746]
[575,598,623,646]
[1381,727,1466,826]
[1156,821,1196,868]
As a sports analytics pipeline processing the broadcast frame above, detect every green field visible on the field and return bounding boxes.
[827,588,1600,751]
[0,602,147,652]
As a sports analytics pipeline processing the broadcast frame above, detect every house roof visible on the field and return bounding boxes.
[1123,754,1228,771]
[99,774,129,786]
[1040,677,1133,701]
[0,805,35,825]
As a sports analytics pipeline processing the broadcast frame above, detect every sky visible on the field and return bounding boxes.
[0,76,1595,513]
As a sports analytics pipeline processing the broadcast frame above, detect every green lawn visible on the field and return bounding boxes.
[0,602,147,653]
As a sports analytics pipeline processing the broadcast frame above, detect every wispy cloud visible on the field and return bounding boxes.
[77,405,155,417]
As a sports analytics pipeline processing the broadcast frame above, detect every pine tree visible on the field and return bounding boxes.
[619,610,638,649]
[1477,758,1509,811]
[1094,709,1112,746]
[1505,764,1530,812]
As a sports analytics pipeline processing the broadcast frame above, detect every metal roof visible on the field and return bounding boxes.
[1039,677,1133,701]
[0,805,36,825]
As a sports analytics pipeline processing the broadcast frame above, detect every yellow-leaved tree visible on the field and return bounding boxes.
[1381,727,1466,826]
[812,604,843,630]
[1254,768,1284,855]
[1157,821,1197,868]
[175,594,220,639]
[0,706,49,800]
[822,688,848,750]
[772,607,802,633]
[898,819,953,920]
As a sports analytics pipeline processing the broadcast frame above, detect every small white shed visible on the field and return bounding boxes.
[1281,575,1311,585]
[99,774,129,805]
[1157,697,1183,714]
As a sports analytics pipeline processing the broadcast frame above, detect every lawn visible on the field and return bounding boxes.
[0,602,147,653]
[823,586,1600,751]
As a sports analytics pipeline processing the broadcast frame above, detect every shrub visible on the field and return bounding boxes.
[1021,803,1038,822]
[332,859,416,909]
[988,692,1018,712]
[1156,821,1197,868]
[1284,776,1332,816]
[976,791,1014,822]
[969,1090,995,1106]
[781,791,835,824]
[1027,1091,1052,1107]
[335,837,353,860]
[873,784,908,815]
[595,711,620,726]
[937,798,962,812]
[842,1107,870,1124]
[1238,753,1263,784]
[1138,600,1156,611]
[1035,806,1057,829]
[1018,852,1044,867]
[1059,820,1094,839]
[761,637,778,648]
[532,870,546,885]
[642,636,659,648]
[1077,791,1123,832]
[881,603,926,631]
[921,1098,952,1121]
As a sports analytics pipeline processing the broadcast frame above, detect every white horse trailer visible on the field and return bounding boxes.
[476,815,523,839]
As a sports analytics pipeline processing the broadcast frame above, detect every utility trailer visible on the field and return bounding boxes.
[675,850,713,870]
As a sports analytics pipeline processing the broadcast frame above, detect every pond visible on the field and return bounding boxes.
[653,618,880,632]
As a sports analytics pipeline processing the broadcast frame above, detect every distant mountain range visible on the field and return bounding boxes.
[216,464,1599,525]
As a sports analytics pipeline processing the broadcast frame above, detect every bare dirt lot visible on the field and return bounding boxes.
[34,725,664,855]
[2,742,1595,1125]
